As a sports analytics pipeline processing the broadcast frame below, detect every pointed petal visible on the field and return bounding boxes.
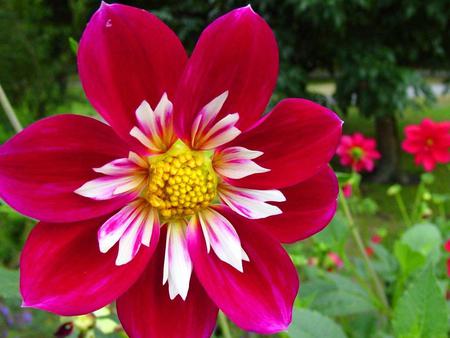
[257,166,338,243]
[218,184,285,219]
[228,99,342,189]
[20,216,157,316]
[213,146,269,179]
[187,206,298,334]
[117,231,218,338]
[0,115,131,223]
[174,6,278,143]
[196,208,246,272]
[163,222,193,300]
[78,3,187,151]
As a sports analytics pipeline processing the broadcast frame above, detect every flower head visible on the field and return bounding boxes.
[336,133,381,172]
[402,119,450,171]
[0,3,342,337]
[326,252,344,270]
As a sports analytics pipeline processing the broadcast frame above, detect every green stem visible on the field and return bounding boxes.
[411,181,424,223]
[0,83,22,133]
[339,188,390,311]
[218,311,233,338]
[394,193,412,227]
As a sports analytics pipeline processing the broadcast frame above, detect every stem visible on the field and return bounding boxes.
[411,181,424,223]
[218,311,233,338]
[0,83,22,133]
[394,193,412,227]
[339,188,390,311]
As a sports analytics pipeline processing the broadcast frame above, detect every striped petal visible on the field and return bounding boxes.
[213,146,269,179]
[98,199,160,266]
[75,155,148,200]
[194,207,248,272]
[130,93,176,153]
[218,184,285,219]
[191,92,241,150]
[163,222,193,300]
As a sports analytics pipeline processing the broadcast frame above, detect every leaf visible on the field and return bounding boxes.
[302,273,375,316]
[288,308,348,338]
[68,37,79,55]
[313,213,349,249]
[394,242,426,278]
[0,266,20,299]
[393,267,448,338]
[400,223,442,264]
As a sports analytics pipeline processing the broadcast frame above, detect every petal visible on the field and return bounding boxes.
[174,6,278,142]
[195,208,246,272]
[218,184,285,219]
[117,231,218,338]
[257,166,338,243]
[97,199,160,266]
[187,207,299,334]
[163,222,193,300]
[227,98,342,189]
[74,175,144,200]
[0,114,131,223]
[130,93,176,153]
[20,216,157,316]
[213,146,269,179]
[78,3,187,151]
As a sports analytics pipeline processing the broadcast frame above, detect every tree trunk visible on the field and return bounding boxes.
[372,115,399,183]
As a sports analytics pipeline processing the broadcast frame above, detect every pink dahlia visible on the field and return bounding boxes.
[0,3,342,338]
[336,133,381,172]
[402,118,450,171]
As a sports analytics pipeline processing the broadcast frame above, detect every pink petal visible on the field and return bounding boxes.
[174,6,278,143]
[0,114,131,223]
[227,99,342,189]
[257,166,338,243]
[20,215,157,316]
[117,230,218,338]
[78,3,187,151]
[187,207,299,334]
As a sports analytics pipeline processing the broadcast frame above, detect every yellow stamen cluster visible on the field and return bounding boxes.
[146,148,217,220]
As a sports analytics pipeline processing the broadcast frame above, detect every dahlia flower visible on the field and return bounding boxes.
[0,3,342,337]
[402,119,450,172]
[336,133,380,172]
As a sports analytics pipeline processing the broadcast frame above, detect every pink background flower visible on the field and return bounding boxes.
[336,133,381,172]
[402,118,450,171]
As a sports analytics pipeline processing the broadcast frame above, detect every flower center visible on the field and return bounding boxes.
[426,138,434,147]
[146,141,217,220]
[350,146,364,160]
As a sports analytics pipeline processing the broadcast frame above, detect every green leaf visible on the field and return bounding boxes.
[0,266,20,299]
[288,308,348,338]
[400,223,442,264]
[302,273,375,316]
[68,37,79,55]
[394,242,426,278]
[393,267,448,338]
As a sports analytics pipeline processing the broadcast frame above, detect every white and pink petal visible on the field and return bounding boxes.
[194,208,247,272]
[163,222,193,300]
[130,93,176,153]
[190,92,241,150]
[213,146,269,179]
[97,199,160,266]
[218,184,285,219]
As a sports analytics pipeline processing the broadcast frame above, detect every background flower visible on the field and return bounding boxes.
[336,133,381,172]
[402,118,450,171]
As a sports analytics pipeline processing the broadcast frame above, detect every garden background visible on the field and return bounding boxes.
[0,0,449,337]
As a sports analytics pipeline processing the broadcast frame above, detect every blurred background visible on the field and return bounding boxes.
[0,1,449,337]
